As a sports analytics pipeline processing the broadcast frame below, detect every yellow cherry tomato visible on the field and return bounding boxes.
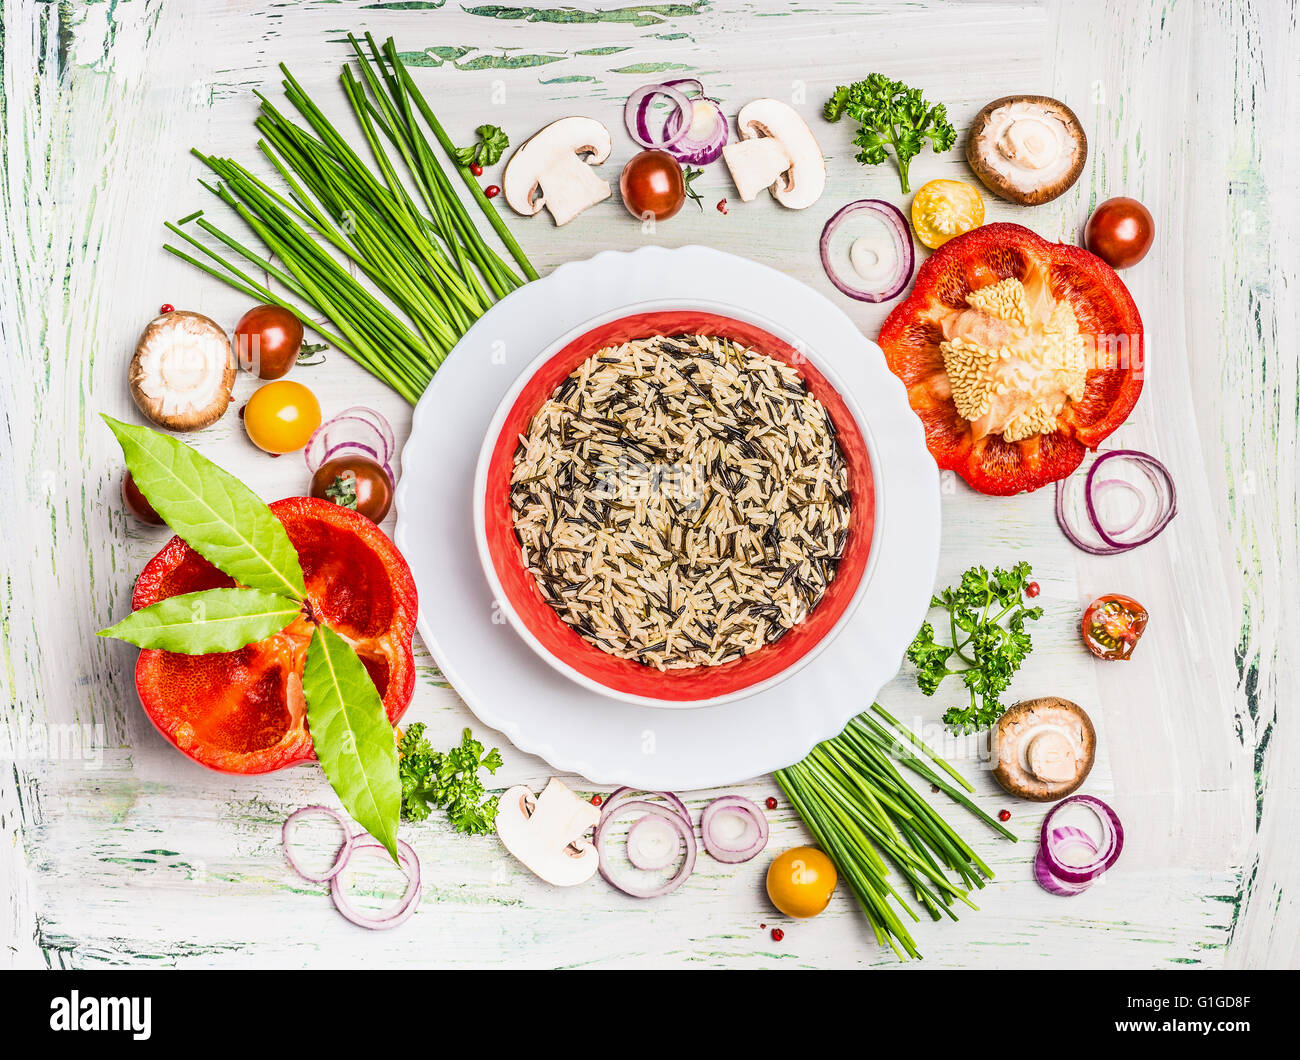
[911,179,985,250]
[766,845,837,918]
[243,380,321,454]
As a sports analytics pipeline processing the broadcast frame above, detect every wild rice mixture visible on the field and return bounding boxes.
[509,334,853,671]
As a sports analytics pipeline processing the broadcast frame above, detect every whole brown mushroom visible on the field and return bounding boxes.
[966,95,1087,206]
[989,696,1096,801]
[128,310,236,431]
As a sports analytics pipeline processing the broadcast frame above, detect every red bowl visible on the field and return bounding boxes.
[474,308,877,707]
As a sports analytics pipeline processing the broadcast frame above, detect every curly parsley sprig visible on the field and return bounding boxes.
[824,75,956,193]
[453,125,510,169]
[398,723,503,835]
[906,562,1043,733]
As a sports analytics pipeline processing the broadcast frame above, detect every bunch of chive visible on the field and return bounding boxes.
[165,33,536,404]
[775,703,1015,960]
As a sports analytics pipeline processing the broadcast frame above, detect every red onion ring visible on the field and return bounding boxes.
[600,787,692,828]
[328,408,395,459]
[340,405,395,458]
[1056,449,1176,555]
[1086,451,1176,549]
[1038,795,1123,885]
[1092,477,1146,536]
[1034,826,1098,896]
[626,814,681,870]
[819,200,915,303]
[595,800,697,898]
[700,795,769,863]
[657,89,728,165]
[658,77,703,97]
[330,838,422,930]
[282,805,355,883]
[305,406,395,475]
[308,422,390,468]
[625,83,694,151]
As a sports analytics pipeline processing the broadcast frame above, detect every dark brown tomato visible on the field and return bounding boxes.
[123,472,165,525]
[1084,197,1154,269]
[309,456,393,523]
[234,304,305,380]
[620,150,686,222]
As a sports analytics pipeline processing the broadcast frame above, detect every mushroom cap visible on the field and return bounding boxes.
[966,95,1086,206]
[734,98,825,210]
[989,696,1096,801]
[128,311,236,431]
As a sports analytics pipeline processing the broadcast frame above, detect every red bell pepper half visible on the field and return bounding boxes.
[878,223,1144,495]
[130,497,417,774]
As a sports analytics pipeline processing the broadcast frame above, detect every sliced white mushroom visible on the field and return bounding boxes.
[722,99,825,210]
[128,311,236,431]
[502,117,612,227]
[495,777,601,886]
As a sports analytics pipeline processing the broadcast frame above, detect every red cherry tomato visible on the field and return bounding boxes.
[1084,197,1154,269]
[234,304,305,380]
[1081,593,1149,660]
[122,472,164,526]
[470,162,483,177]
[484,184,501,199]
[309,456,394,523]
[620,150,686,222]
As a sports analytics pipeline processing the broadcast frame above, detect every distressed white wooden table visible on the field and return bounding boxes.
[2,0,1294,968]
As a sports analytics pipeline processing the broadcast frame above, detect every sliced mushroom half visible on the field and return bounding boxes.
[502,116,613,227]
[722,98,825,210]
[128,311,236,431]
[495,777,601,886]
[966,95,1087,206]
[989,696,1097,801]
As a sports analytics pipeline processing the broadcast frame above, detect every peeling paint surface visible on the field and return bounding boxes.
[0,0,1292,967]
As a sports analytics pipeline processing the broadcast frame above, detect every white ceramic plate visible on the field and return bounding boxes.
[395,246,940,789]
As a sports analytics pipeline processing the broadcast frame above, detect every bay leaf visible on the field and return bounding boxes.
[98,588,301,653]
[103,415,306,599]
[302,622,400,861]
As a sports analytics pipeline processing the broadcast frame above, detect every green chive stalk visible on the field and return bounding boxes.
[774,703,1015,960]
[163,34,536,403]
